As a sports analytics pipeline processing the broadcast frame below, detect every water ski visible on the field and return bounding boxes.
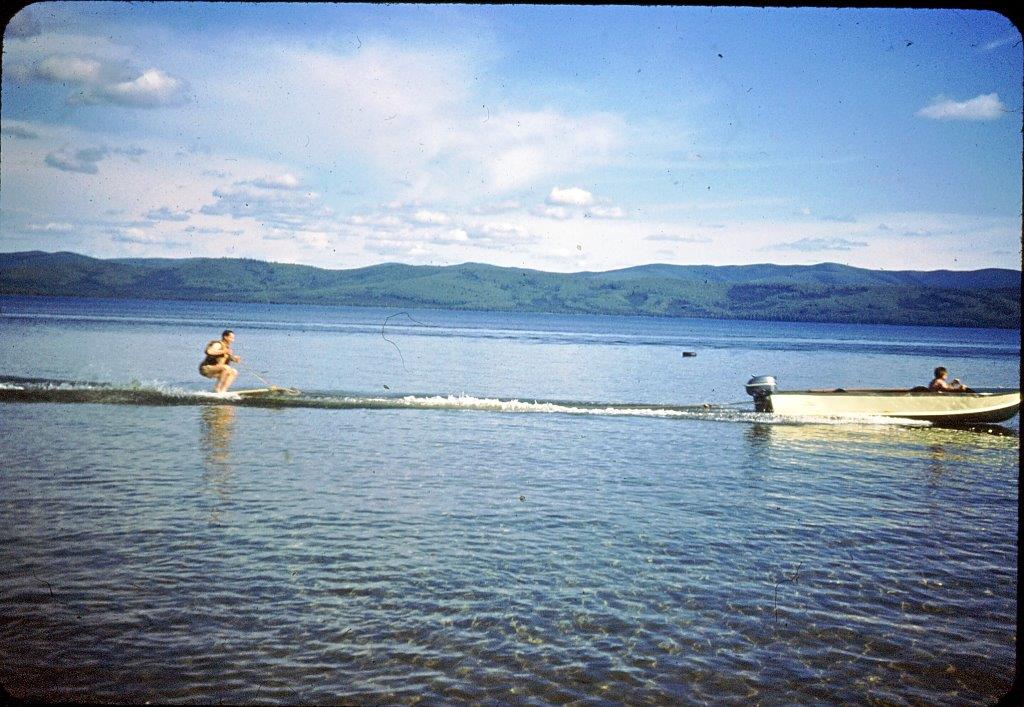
[233,386,300,396]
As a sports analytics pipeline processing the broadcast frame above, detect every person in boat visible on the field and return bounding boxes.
[199,330,241,393]
[929,366,967,392]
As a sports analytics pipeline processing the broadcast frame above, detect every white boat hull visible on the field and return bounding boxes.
[756,389,1020,426]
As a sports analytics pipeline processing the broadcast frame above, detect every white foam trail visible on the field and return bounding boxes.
[0,381,934,426]
[192,390,242,400]
[113,381,229,399]
[754,412,932,427]
[337,394,932,426]
[379,393,618,416]
[361,393,697,417]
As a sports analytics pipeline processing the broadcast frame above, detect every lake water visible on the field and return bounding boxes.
[0,295,1019,704]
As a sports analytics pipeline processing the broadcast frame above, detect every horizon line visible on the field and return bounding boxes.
[3,249,1021,276]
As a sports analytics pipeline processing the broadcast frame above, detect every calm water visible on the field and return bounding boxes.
[0,296,1019,704]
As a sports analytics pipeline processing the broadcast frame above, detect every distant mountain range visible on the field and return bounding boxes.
[1,250,1020,328]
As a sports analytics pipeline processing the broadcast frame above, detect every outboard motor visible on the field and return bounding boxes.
[745,375,776,412]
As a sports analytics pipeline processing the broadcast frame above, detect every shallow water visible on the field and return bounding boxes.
[0,296,1019,704]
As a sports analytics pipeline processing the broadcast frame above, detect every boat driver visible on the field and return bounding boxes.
[200,330,241,393]
[929,366,966,392]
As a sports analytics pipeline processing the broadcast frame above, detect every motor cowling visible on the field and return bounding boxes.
[745,375,777,397]
[745,375,776,412]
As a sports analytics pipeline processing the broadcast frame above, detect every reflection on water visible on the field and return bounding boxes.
[747,420,1017,448]
[745,422,774,444]
[200,404,235,467]
[745,420,1019,479]
[926,443,950,478]
[200,405,235,522]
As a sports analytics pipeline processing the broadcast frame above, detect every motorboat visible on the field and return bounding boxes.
[745,375,1021,426]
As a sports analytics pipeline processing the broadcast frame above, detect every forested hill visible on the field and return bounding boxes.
[1,251,1020,328]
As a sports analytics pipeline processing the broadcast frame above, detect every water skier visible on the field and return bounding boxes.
[199,330,241,393]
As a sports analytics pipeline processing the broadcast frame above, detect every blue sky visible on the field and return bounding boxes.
[2,3,1020,272]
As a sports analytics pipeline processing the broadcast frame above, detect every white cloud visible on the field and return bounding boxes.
[25,222,76,234]
[472,221,531,239]
[475,112,622,192]
[39,143,146,176]
[346,213,403,228]
[109,226,186,246]
[36,55,103,84]
[587,205,627,219]
[183,225,244,237]
[0,122,353,262]
[200,187,332,230]
[768,237,868,252]
[547,186,594,206]
[363,238,426,257]
[347,202,547,260]
[15,30,134,64]
[409,209,451,225]
[536,205,573,220]
[29,51,189,109]
[146,207,191,222]
[243,173,302,190]
[435,228,469,243]
[115,146,147,158]
[78,68,190,108]
[465,221,538,249]
[543,187,626,220]
[274,43,472,192]
[916,93,1005,121]
[645,233,712,244]
[44,147,109,174]
[261,227,333,250]
[1,120,42,139]
[212,42,625,198]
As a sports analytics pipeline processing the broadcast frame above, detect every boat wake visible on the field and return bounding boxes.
[0,376,932,426]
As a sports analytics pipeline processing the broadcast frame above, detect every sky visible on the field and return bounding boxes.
[1,3,1021,273]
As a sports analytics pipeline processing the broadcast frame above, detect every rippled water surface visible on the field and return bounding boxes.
[0,297,1019,704]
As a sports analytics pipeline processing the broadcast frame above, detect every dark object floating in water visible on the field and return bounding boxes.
[682,351,697,357]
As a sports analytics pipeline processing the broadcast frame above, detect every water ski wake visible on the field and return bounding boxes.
[0,376,934,426]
